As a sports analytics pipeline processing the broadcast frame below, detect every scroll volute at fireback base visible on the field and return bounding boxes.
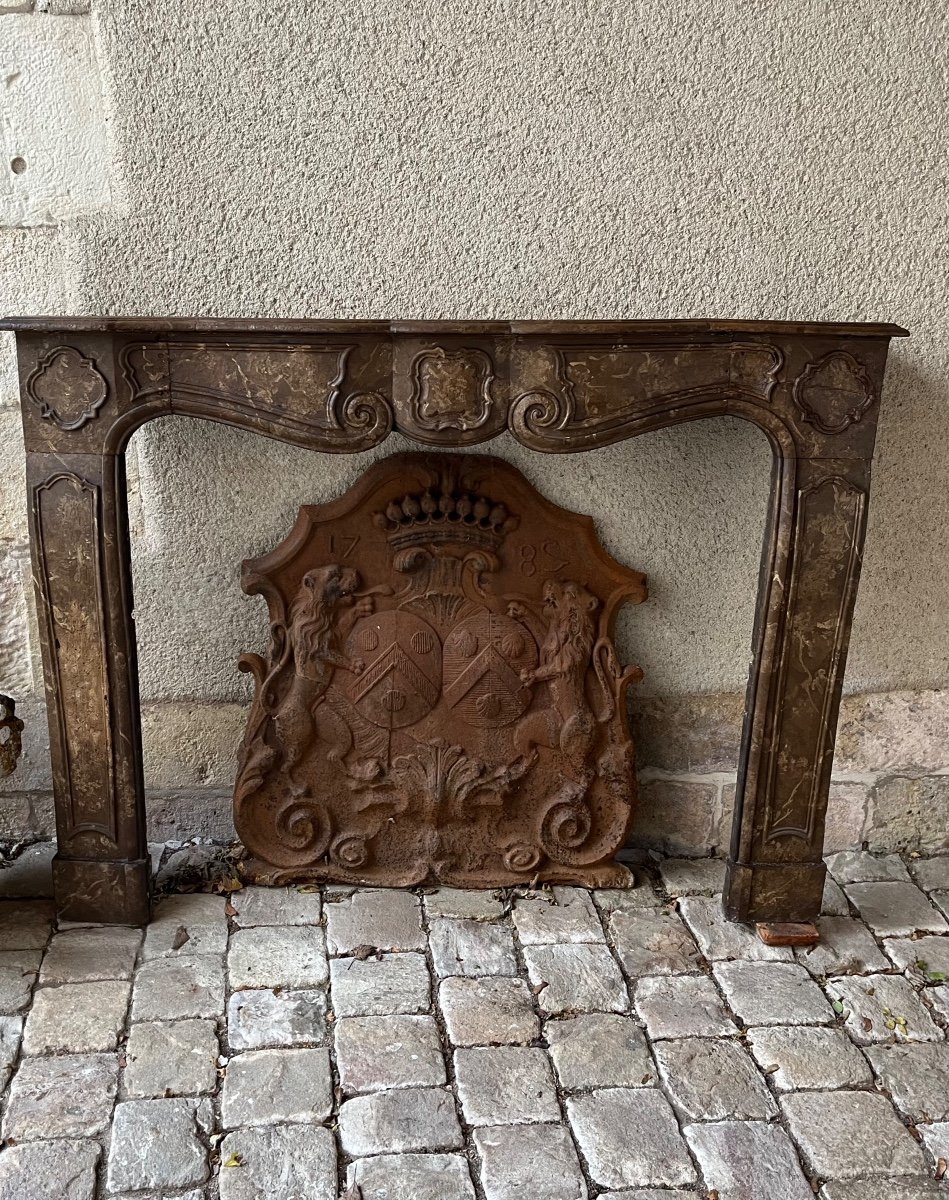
[234,452,647,888]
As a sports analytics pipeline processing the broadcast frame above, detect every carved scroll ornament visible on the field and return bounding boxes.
[234,452,647,888]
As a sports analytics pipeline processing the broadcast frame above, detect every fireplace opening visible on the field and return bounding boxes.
[126,415,771,871]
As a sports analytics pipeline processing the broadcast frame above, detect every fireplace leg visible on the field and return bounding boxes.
[27,451,151,925]
[723,458,870,934]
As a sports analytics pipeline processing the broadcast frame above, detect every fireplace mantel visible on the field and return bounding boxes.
[2,317,908,930]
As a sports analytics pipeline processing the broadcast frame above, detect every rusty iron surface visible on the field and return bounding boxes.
[234,453,646,888]
[6,318,905,925]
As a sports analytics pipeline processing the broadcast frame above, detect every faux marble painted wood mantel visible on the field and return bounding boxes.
[1,318,907,931]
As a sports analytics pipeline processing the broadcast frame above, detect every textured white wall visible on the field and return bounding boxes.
[2,2,949,742]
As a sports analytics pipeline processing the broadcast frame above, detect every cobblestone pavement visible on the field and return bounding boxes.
[0,844,948,1198]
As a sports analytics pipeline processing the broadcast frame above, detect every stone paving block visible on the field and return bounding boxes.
[0,900,54,950]
[228,925,328,989]
[677,896,793,961]
[935,891,949,920]
[142,892,228,959]
[439,976,539,1046]
[931,984,949,1023]
[919,1123,949,1170]
[634,974,736,1039]
[653,1037,777,1120]
[609,908,701,976]
[326,889,425,954]
[226,986,326,1049]
[454,1045,560,1125]
[221,1046,332,1126]
[713,961,833,1026]
[685,1120,814,1200]
[513,888,604,944]
[39,925,142,983]
[864,1043,949,1121]
[2,1052,118,1140]
[0,1015,20,1088]
[0,845,55,900]
[545,1013,652,1090]
[781,1090,927,1180]
[230,884,322,926]
[595,1193,697,1200]
[330,951,430,1017]
[423,888,506,920]
[910,856,949,892]
[523,943,628,1015]
[338,1087,464,1155]
[0,1138,99,1200]
[335,1014,445,1093]
[474,1123,588,1200]
[820,1180,949,1200]
[594,887,664,917]
[659,857,727,897]
[845,881,948,936]
[132,954,225,1021]
[218,1124,336,1200]
[125,1018,218,1097]
[349,1151,477,1200]
[826,851,912,884]
[884,934,949,981]
[795,916,890,977]
[747,1025,873,1090]
[0,949,40,1011]
[430,918,518,977]
[566,1088,697,1189]
[822,877,851,916]
[24,979,130,1052]
[107,1098,210,1192]
[826,973,943,1044]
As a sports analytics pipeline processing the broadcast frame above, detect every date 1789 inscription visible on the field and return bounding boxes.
[234,452,647,888]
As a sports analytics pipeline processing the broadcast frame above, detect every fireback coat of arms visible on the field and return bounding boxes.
[234,453,647,888]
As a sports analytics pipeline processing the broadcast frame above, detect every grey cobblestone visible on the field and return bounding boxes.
[781,1090,927,1179]
[221,1046,332,1126]
[0,1139,99,1200]
[2,1052,118,1140]
[2,853,949,1199]
[125,1019,219,1097]
[826,972,944,1043]
[522,943,628,1014]
[39,925,141,983]
[545,1013,652,1090]
[439,975,539,1046]
[326,889,425,954]
[713,960,833,1026]
[454,1045,561,1125]
[825,850,912,884]
[349,1151,477,1199]
[24,980,130,1052]
[634,973,736,1039]
[845,880,948,936]
[474,1123,588,1200]
[566,1088,696,1189]
[335,1014,445,1093]
[218,1124,336,1200]
[330,951,431,1017]
[653,1036,777,1120]
[226,986,326,1049]
[609,908,701,976]
[430,918,518,977]
[910,855,949,891]
[512,887,604,944]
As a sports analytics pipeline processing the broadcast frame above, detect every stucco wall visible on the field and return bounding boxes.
[2,2,948,851]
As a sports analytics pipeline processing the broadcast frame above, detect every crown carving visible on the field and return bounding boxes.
[374,480,519,552]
